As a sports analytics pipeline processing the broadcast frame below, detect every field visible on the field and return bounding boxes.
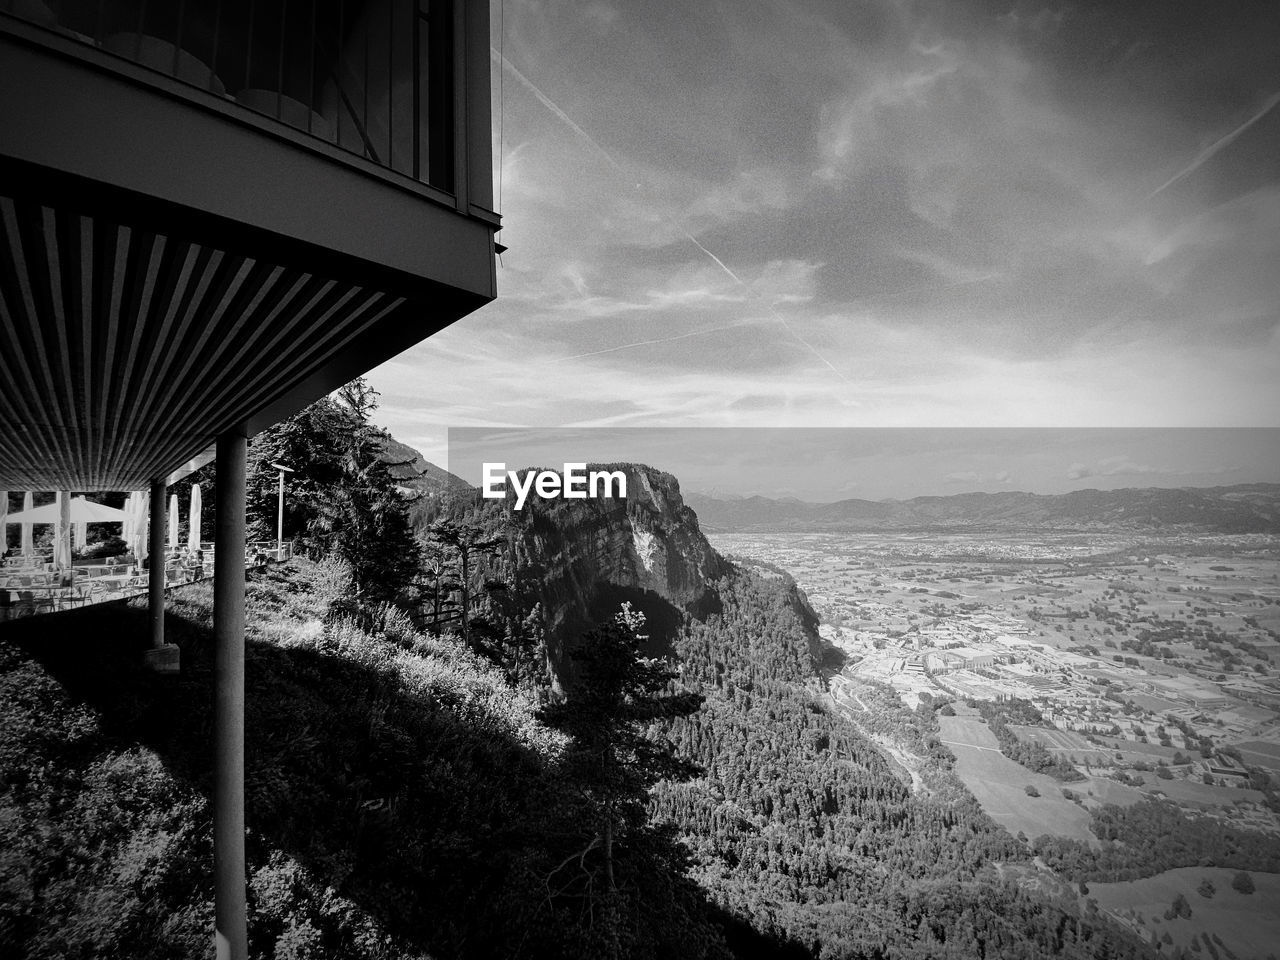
[937,708,1096,843]
[1143,777,1267,808]
[1070,776,1144,806]
[1007,723,1113,762]
[1089,867,1280,959]
[1238,740,1280,773]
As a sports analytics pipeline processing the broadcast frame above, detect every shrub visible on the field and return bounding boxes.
[1231,870,1255,894]
[77,536,128,560]
[1164,892,1192,920]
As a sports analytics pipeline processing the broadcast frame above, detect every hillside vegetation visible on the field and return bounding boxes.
[0,560,728,960]
[652,570,1153,959]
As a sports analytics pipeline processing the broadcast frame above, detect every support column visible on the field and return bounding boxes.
[213,431,248,960]
[148,479,166,646]
[143,479,180,673]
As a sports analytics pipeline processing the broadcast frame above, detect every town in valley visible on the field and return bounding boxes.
[710,528,1280,958]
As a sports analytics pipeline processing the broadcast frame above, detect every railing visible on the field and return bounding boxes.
[0,540,296,620]
[1,0,455,189]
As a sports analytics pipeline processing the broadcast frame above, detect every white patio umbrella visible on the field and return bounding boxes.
[20,492,34,557]
[53,492,72,571]
[2,495,127,571]
[188,483,202,554]
[130,491,149,564]
[6,497,130,525]
[168,494,180,555]
[73,520,87,550]
[122,493,136,547]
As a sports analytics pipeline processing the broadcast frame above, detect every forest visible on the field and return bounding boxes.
[651,572,1151,959]
[1033,799,1280,882]
[971,699,1086,782]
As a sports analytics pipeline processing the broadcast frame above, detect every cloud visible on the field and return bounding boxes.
[366,0,1280,460]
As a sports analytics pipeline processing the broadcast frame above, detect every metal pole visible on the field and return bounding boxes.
[277,468,284,555]
[213,431,248,960]
[149,478,166,648]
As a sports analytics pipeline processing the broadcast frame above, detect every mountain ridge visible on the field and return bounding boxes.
[684,482,1280,533]
[380,436,474,496]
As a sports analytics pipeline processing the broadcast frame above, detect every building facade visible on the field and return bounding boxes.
[0,2,499,955]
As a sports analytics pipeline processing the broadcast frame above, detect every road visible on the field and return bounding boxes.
[828,681,926,794]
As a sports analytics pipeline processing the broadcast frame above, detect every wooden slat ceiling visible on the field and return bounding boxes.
[0,191,405,490]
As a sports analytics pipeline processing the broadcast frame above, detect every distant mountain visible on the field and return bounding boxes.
[685,483,1280,534]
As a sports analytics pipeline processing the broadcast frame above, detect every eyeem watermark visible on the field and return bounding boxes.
[482,462,627,510]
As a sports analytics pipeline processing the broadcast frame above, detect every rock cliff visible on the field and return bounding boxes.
[505,464,731,685]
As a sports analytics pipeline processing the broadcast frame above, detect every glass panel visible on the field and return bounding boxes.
[3,0,454,189]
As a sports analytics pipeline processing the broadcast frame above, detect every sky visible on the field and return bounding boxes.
[366,0,1280,494]
[447,427,1280,500]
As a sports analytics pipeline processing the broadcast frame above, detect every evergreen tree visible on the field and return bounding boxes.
[303,379,418,600]
[425,518,504,651]
[538,605,702,908]
[246,397,350,543]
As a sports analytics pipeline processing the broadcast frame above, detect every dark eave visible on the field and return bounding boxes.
[0,175,487,491]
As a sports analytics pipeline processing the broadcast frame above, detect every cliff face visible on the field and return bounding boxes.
[505,464,732,687]
[404,454,824,691]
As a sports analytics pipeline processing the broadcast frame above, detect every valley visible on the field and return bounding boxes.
[710,528,1280,956]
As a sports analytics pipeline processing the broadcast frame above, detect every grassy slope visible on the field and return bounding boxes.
[1088,867,1280,960]
[938,711,1097,843]
[0,559,647,960]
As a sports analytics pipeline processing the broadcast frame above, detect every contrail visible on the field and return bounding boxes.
[1148,91,1280,199]
[684,233,746,286]
[685,232,847,380]
[493,49,626,175]
[495,49,850,384]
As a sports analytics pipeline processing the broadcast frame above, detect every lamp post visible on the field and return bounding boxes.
[270,463,295,559]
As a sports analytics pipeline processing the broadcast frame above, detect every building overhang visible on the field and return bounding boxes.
[0,8,498,492]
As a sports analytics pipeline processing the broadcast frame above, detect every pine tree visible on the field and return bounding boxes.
[306,379,418,600]
[425,518,503,652]
[538,605,702,898]
[246,397,350,542]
